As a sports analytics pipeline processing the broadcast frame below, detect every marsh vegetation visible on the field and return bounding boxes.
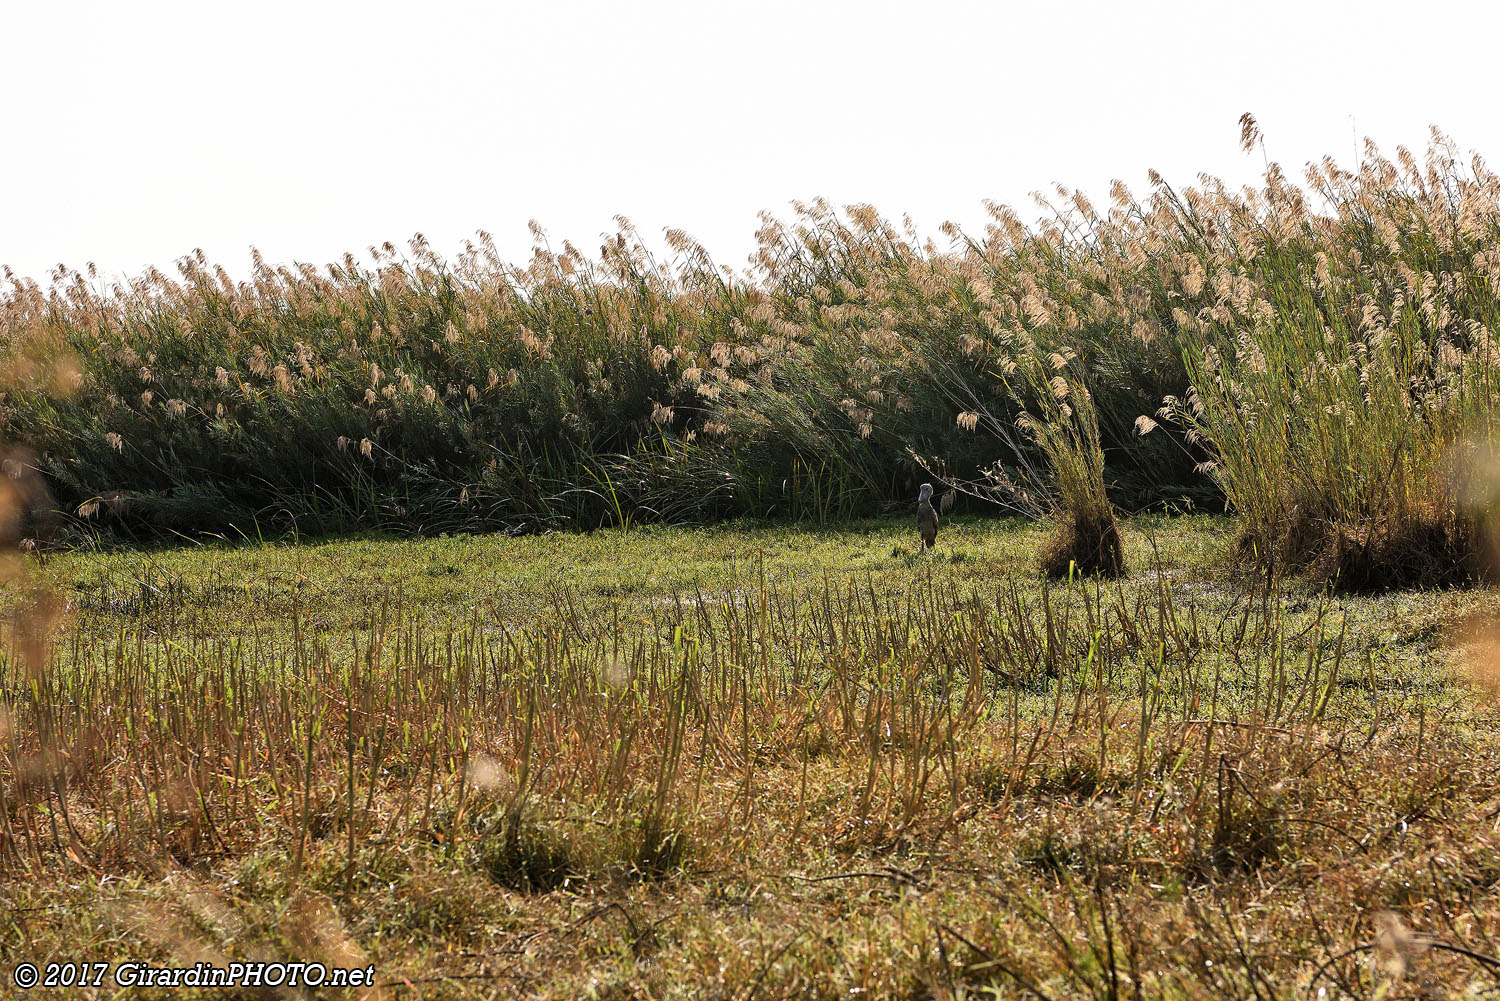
[1,520,1498,997]
[5,124,1500,583]
[6,124,1500,996]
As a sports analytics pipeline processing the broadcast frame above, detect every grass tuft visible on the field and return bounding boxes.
[1039,509,1127,578]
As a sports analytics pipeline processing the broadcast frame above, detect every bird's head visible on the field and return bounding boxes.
[918,483,933,502]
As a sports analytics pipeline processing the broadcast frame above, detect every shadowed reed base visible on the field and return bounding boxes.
[1039,510,1126,578]
[1245,512,1500,593]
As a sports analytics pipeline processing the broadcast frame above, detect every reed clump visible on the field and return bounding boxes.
[1153,126,1500,587]
[1015,351,1125,577]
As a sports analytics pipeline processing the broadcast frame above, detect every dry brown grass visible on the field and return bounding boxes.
[3,546,1500,997]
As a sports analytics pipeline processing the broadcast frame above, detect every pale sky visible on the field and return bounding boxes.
[4,0,1497,284]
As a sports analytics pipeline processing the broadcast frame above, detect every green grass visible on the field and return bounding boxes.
[34,515,1222,634]
[5,515,1500,998]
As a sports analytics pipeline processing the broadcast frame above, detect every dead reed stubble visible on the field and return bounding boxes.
[7,554,1499,995]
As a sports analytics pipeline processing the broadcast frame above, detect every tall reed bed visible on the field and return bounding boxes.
[6,127,1500,582]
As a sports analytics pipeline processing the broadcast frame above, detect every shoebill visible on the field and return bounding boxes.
[917,483,939,549]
